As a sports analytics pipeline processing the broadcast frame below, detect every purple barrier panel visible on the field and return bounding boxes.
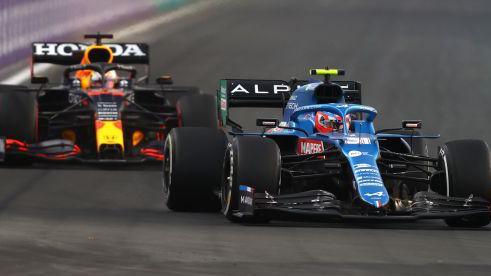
[0,0,159,68]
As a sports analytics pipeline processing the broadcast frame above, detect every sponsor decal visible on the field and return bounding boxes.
[358,182,384,187]
[230,84,249,94]
[354,168,379,173]
[230,84,290,94]
[97,102,120,121]
[220,80,228,123]
[345,137,371,145]
[348,150,362,157]
[297,138,324,155]
[239,185,253,192]
[347,150,373,158]
[353,162,384,188]
[278,121,288,127]
[302,113,313,120]
[239,185,254,215]
[364,192,384,197]
[353,163,372,169]
[240,195,253,206]
[33,43,147,57]
[286,102,298,109]
[68,93,82,104]
[220,98,227,111]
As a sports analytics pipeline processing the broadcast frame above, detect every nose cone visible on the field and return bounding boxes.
[341,140,390,208]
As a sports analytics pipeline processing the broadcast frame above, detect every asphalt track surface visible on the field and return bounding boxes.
[1,0,491,275]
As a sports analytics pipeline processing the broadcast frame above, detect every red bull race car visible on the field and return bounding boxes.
[0,34,217,164]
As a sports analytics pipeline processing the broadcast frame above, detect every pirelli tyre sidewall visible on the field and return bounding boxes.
[439,139,491,227]
[163,127,227,211]
[222,136,281,222]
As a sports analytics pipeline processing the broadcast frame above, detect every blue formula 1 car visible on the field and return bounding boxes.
[163,68,491,227]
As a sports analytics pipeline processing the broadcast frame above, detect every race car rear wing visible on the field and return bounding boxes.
[217,79,361,126]
[31,42,149,65]
[31,42,150,82]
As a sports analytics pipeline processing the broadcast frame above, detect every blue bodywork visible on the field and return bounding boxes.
[254,81,437,208]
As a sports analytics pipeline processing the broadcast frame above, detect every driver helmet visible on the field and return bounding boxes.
[90,72,103,88]
[88,70,118,89]
[315,111,343,134]
[104,70,117,89]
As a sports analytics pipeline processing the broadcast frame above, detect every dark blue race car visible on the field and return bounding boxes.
[163,68,491,227]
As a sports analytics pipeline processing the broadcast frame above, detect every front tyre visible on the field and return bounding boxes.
[222,136,281,223]
[163,127,227,211]
[439,139,491,227]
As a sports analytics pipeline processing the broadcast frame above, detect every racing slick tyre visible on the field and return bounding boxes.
[439,139,491,227]
[176,94,218,128]
[222,136,281,223]
[0,85,36,165]
[163,127,227,211]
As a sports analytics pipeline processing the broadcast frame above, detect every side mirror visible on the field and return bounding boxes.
[31,76,49,84]
[156,75,173,85]
[256,119,279,127]
[402,120,422,129]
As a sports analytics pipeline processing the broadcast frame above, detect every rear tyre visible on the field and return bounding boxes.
[163,127,227,211]
[439,139,491,227]
[222,136,281,223]
[0,85,36,142]
[0,85,37,165]
[176,94,218,128]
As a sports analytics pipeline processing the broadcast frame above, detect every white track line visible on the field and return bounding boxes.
[1,0,224,85]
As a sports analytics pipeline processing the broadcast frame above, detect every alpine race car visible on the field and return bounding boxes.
[163,68,491,227]
[0,34,217,164]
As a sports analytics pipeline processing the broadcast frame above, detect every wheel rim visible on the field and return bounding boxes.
[221,144,233,215]
[163,137,172,200]
[439,147,451,196]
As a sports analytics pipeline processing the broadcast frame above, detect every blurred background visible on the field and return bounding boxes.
[0,0,193,67]
[2,0,490,149]
[0,1,490,275]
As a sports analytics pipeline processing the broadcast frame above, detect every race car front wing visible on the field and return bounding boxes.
[0,137,164,163]
[234,186,490,222]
